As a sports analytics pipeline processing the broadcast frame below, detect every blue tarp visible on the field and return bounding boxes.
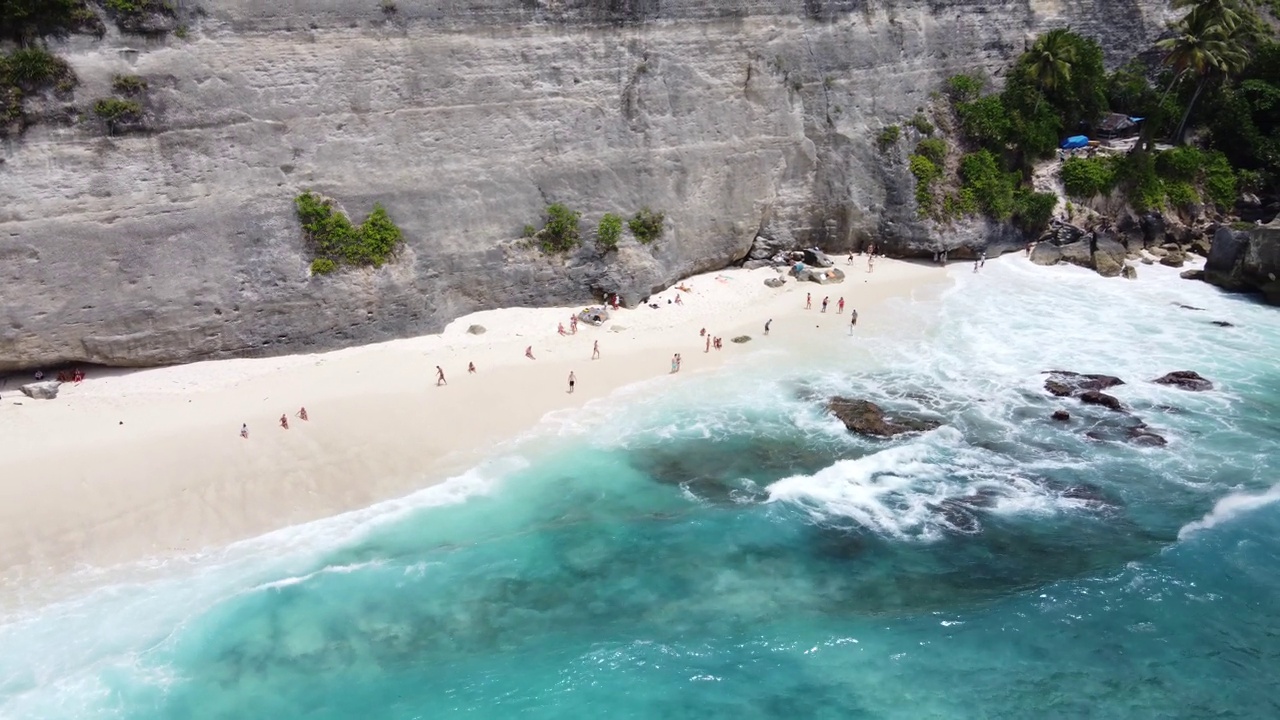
[1129,117,1145,123]
[1061,135,1090,149]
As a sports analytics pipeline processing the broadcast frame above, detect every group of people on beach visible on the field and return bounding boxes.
[848,243,879,273]
[806,293,848,315]
[240,407,307,439]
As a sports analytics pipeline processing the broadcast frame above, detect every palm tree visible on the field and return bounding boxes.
[1025,28,1079,103]
[1157,5,1251,143]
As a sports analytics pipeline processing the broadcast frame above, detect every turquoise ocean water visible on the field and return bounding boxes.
[2,258,1279,718]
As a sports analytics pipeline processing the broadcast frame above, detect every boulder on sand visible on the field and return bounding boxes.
[802,248,835,268]
[764,276,786,288]
[826,397,940,437]
[466,324,486,335]
[20,381,61,400]
[1030,243,1062,266]
[1152,370,1213,391]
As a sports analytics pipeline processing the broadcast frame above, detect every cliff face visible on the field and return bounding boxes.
[0,0,1170,371]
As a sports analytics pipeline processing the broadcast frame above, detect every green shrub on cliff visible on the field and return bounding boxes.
[877,124,900,150]
[946,73,984,103]
[596,212,623,251]
[310,258,336,275]
[915,138,947,165]
[629,207,665,244]
[535,203,582,253]
[1013,190,1057,235]
[908,154,941,212]
[295,192,403,270]
[1061,157,1117,198]
[959,150,1015,219]
[1,0,102,44]
[111,74,146,95]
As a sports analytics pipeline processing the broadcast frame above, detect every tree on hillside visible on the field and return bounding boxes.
[1158,0,1253,143]
[1025,28,1078,101]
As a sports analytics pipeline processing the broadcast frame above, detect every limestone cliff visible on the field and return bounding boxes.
[0,0,1170,371]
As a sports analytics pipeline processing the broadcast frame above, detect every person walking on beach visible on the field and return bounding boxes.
[805,293,812,310]
[568,371,576,393]
[570,315,578,334]
[867,254,875,273]
[240,424,249,439]
[671,355,679,373]
[436,366,447,386]
[847,251,855,265]
[980,251,987,268]
[279,414,289,430]
[850,308,859,331]
[765,319,772,335]
[468,362,476,374]
[821,296,829,313]
[297,407,308,421]
[592,340,600,360]
[705,336,711,353]
[526,346,535,360]
[837,297,845,314]
[676,354,682,371]
[974,260,980,273]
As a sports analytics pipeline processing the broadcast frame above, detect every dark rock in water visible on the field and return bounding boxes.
[928,499,981,534]
[1044,380,1072,397]
[1030,242,1063,266]
[1180,269,1205,281]
[1093,234,1128,277]
[1127,423,1168,447]
[1211,320,1234,327]
[1176,303,1204,311]
[1152,370,1213,391]
[1051,409,1071,421]
[1159,251,1186,268]
[1042,370,1125,393]
[954,487,1002,508]
[1204,222,1280,304]
[1078,390,1124,412]
[1058,240,1093,269]
[1033,478,1118,509]
[826,397,940,437]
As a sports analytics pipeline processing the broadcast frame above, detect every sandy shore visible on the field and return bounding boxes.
[0,258,944,594]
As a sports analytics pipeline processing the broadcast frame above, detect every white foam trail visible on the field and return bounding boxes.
[1177,483,1280,540]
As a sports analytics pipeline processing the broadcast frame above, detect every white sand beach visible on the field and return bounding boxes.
[0,259,944,594]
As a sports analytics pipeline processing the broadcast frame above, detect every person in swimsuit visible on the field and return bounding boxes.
[279,414,289,430]
[568,371,576,393]
[240,424,249,439]
[592,341,600,360]
[436,366,447,386]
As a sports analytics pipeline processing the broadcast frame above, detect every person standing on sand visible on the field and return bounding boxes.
[592,340,600,360]
[436,366,447,386]
[868,255,876,273]
[974,260,980,273]
[805,293,812,309]
[837,297,845,314]
[240,424,249,439]
[821,296,829,313]
[468,362,476,374]
[676,354,683,371]
[297,407,308,421]
[671,355,679,373]
[850,309,859,329]
[279,414,289,430]
[980,251,987,268]
[705,336,711,353]
[765,319,772,335]
[526,346,535,360]
[568,371,576,393]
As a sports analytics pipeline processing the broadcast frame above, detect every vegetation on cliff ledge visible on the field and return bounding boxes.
[296,192,404,274]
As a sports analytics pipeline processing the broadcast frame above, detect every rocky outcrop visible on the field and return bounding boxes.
[19,381,62,400]
[1153,371,1213,391]
[0,0,1173,371]
[1204,222,1280,305]
[1033,225,1134,279]
[1042,371,1125,394]
[826,397,939,438]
